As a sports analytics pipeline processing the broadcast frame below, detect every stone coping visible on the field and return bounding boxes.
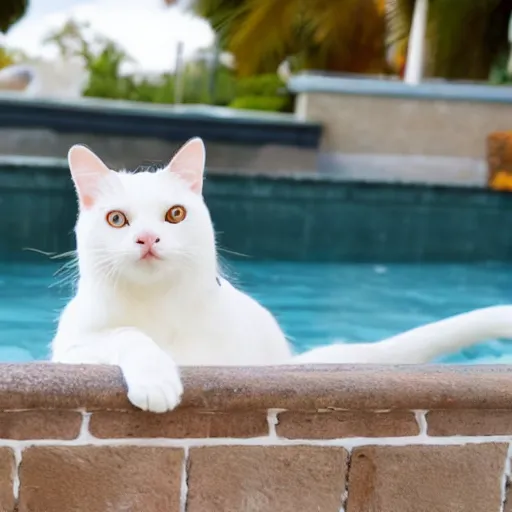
[2,363,512,411]
[0,93,322,147]
[288,72,512,104]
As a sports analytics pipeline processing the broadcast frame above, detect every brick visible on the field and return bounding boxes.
[0,411,81,440]
[187,446,347,512]
[18,446,183,512]
[427,409,512,436]
[346,443,507,512]
[0,448,15,512]
[276,410,418,439]
[89,409,267,438]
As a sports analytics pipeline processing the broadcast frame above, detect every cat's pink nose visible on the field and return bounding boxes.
[135,233,160,246]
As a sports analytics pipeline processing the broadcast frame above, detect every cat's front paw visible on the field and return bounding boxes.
[119,333,183,413]
[123,357,183,413]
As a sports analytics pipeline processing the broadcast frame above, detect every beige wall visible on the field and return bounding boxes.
[297,91,512,186]
[1,364,511,511]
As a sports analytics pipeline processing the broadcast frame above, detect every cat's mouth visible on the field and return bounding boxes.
[140,249,161,261]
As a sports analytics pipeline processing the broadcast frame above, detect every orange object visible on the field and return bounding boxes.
[487,132,512,192]
[490,171,512,191]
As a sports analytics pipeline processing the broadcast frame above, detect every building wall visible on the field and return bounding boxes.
[0,96,321,175]
[291,76,512,187]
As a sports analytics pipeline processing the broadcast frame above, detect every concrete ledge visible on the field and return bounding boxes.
[289,72,512,104]
[2,363,512,411]
[0,364,511,510]
[0,93,321,148]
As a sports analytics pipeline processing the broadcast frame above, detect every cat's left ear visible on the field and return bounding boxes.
[165,137,205,194]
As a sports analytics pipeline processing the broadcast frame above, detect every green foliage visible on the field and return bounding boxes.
[34,18,288,112]
[190,0,387,77]
[179,62,236,105]
[230,96,291,112]
[229,73,293,112]
[210,67,238,105]
[489,52,512,85]
[194,0,511,82]
[390,0,510,80]
[0,47,14,69]
[0,45,27,69]
[0,0,28,33]
[234,73,285,96]
[193,0,243,49]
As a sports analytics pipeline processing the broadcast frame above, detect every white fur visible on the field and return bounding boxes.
[52,139,512,413]
[51,139,291,412]
[291,305,512,364]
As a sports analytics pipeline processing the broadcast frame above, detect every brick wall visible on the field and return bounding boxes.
[1,364,512,511]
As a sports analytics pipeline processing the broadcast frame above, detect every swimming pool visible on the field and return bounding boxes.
[1,259,511,364]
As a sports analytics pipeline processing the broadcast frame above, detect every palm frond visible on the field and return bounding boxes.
[387,0,509,80]
[190,0,245,48]
[303,0,386,73]
[228,0,299,76]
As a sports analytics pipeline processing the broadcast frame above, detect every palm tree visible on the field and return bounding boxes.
[183,0,512,81]
[188,0,388,76]
[389,0,511,81]
[0,0,28,33]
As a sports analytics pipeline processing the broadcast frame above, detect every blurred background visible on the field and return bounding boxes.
[3,0,512,110]
[2,0,512,364]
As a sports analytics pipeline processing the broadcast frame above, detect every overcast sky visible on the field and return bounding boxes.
[2,0,214,72]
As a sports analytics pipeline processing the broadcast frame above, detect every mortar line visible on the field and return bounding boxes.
[12,446,22,501]
[179,446,189,512]
[500,443,512,512]
[1,433,512,450]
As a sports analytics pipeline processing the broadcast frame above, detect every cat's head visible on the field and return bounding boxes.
[69,138,217,287]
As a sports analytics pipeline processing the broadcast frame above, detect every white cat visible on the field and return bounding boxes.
[51,138,512,413]
[51,138,292,412]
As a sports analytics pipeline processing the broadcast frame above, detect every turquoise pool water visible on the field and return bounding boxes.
[1,260,512,363]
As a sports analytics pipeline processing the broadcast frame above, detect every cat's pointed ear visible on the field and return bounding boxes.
[68,144,110,209]
[165,137,205,194]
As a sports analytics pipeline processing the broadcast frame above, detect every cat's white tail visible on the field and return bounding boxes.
[291,305,512,364]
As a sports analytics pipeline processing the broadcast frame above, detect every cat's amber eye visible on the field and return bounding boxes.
[106,210,128,228]
[165,205,187,224]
